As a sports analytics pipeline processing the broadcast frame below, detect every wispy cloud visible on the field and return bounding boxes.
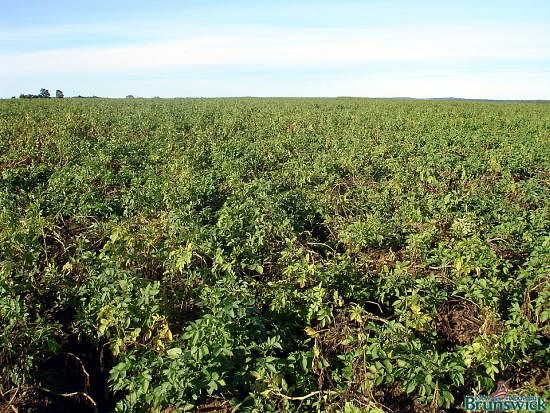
[1,10,549,99]
[1,25,549,76]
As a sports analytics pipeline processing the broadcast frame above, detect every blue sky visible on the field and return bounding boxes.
[1,0,549,98]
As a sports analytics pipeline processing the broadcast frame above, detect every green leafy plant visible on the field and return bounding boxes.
[1,98,548,412]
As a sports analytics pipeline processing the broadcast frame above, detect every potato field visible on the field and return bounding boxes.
[0,98,548,412]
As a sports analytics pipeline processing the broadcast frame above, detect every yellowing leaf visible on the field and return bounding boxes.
[305,326,318,337]
[411,304,421,315]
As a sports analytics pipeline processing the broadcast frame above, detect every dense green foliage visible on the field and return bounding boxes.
[0,98,548,412]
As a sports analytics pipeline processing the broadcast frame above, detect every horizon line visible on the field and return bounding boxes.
[4,95,550,102]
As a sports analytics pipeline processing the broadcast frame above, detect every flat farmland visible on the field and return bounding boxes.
[0,98,548,412]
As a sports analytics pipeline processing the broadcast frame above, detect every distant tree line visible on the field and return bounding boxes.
[16,89,141,99]
[19,88,64,99]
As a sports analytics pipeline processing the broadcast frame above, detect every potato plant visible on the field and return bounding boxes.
[0,98,548,412]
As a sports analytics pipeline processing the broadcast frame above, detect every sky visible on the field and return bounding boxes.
[1,0,549,99]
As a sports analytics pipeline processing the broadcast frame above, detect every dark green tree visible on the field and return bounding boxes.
[39,88,50,98]
[55,90,64,98]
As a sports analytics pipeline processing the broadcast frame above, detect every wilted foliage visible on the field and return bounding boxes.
[0,98,548,412]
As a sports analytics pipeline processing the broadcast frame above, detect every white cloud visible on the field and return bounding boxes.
[1,25,549,76]
[1,23,549,98]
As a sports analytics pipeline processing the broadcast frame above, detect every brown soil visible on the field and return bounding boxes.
[436,299,482,345]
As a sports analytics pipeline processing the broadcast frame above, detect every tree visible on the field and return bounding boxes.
[39,88,50,98]
[55,90,64,98]
[126,95,135,99]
